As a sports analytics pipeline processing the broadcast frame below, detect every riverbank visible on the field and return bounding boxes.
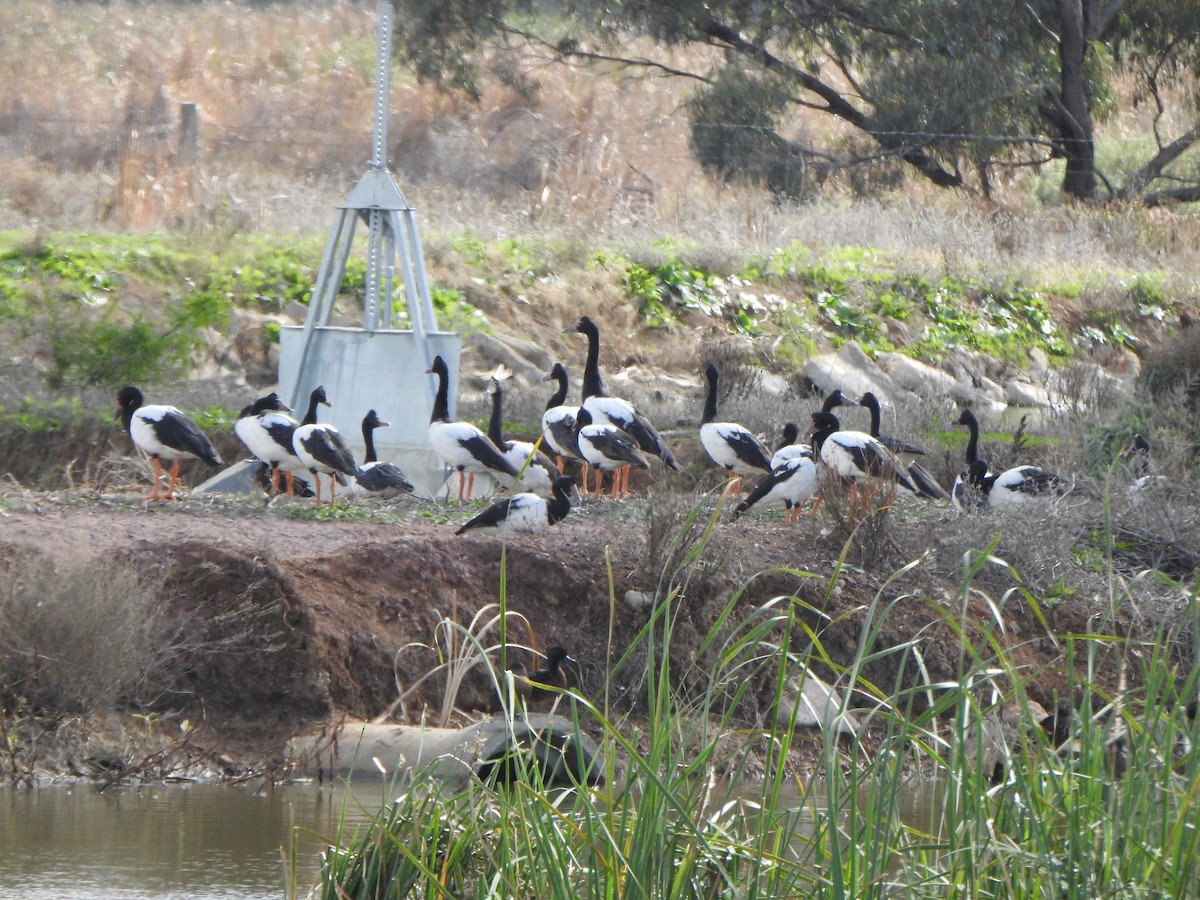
[0,480,1158,786]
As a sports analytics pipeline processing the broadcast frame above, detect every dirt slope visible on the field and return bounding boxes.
[0,487,1128,781]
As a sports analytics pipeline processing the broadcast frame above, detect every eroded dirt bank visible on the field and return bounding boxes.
[0,493,1133,781]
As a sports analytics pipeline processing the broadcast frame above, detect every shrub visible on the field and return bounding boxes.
[1140,331,1200,406]
[0,554,173,714]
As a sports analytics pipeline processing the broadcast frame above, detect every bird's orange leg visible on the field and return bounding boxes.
[312,474,323,506]
[270,467,281,494]
[146,458,164,500]
[285,471,295,496]
[165,459,183,500]
[466,472,475,501]
[555,456,565,474]
[328,474,337,503]
[593,467,603,497]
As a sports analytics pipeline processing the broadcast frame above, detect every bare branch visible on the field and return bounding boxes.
[1119,123,1200,200]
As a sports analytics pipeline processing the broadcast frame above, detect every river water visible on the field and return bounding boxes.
[1,777,943,898]
[0,780,382,899]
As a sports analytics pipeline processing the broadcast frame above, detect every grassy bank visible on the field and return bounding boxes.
[312,511,1200,898]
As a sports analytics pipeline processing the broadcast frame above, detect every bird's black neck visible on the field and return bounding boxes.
[702,369,719,425]
[487,387,506,447]
[118,406,135,433]
[579,323,606,400]
[864,396,882,438]
[809,414,839,453]
[430,365,451,423]
[546,367,568,410]
[547,480,573,524]
[962,412,979,465]
[362,423,379,463]
[776,424,799,451]
[302,393,321,427]
[967,460,994,490]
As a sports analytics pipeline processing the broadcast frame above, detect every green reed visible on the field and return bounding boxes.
[313,495,1200,898]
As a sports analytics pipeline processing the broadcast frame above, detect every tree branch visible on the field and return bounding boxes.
[1144,185,1200,207]
[694,16,964,189]
[1119,123,1200,199]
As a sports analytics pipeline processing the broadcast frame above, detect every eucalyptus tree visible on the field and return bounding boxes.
[393,0,1200,205]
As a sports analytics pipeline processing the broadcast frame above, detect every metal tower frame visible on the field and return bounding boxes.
[285,1,440,408]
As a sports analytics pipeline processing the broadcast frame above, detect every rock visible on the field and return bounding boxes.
[495,333,553,372]
[949,374,1008,411]
[1028,347,1049,375]
[624,590,654,611]
[288,714,607,790]
[877,352,959,399]
[469,333,542,383]
[804,341,895,402]
[282,300,309,323]
[1005,379,1052,408]
[774,666,860,738]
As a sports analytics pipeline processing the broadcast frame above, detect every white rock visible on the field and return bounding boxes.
[775,666,860,737]
[624,590,654,611]
[877,353,959,399]
[804,341,895,402]
[1005,379,1052,408]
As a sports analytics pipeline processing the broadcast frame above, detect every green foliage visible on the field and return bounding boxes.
[390,285,491,333]
[45,315,201,391]
[625,260,769,336]
[317,501,1200,899]
[0,232,332,390]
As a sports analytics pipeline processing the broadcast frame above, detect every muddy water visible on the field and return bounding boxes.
[0,780,382,899]
[1,777,944,897]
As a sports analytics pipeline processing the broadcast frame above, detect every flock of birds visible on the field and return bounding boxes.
[115,315,1075,534]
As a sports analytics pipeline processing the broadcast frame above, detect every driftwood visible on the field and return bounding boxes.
[287,713,605,791]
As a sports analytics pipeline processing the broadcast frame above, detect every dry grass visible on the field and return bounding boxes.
[1,0,1199,289]
[0,553,172,713]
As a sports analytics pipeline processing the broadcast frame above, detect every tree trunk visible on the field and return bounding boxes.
[1056,0,1098,201]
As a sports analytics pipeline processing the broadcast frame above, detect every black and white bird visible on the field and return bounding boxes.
[540,363,586,476]
[699,362,772,488]
[291,386,358,505]
[1124,434,1169,497]
[574,407,650,497]
[115,386,223,501]
[769,423,810,471]
[735,448,820,523]
[952,409,1066,510]
[352,410,415,497]
[234,391,307,495]
[808,410,919,518]
[427,355,520,501]
[964,457,1069,510]
[455,475,578,536]
[855,393,947,500]
[485,376,557,495]
[858,392,926,458]
[564,315,682,475]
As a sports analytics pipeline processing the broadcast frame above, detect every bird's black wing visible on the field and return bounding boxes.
[357,462,414,494]
[159,410,223,466]
[456,498,517,534]
[458,433,521,478]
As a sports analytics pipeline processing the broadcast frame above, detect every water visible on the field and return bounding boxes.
[0,780,386,900]
[0,777,944,898]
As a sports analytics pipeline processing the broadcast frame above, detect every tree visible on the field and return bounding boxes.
[392,0,1200,205]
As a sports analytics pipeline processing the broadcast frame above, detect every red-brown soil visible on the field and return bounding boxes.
[0,489,1129,781]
